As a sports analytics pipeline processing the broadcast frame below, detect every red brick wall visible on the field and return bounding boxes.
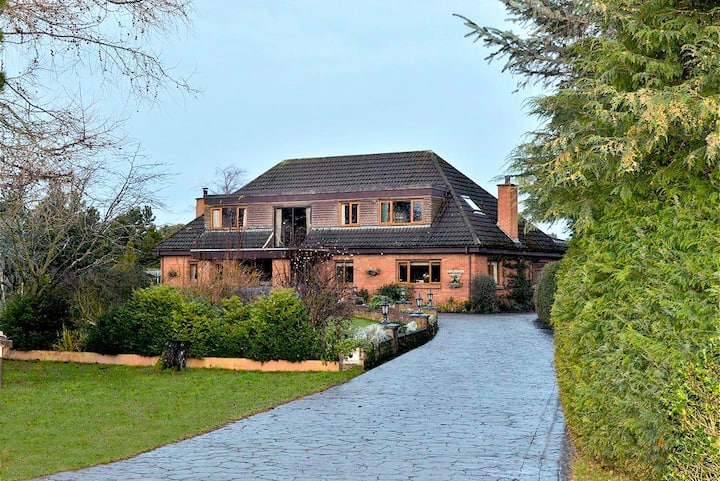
[331,253,478,304]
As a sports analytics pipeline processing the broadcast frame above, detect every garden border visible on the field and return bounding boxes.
[4,349,342,372]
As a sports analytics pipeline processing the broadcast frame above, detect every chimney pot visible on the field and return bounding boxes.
[505,175,512,185]
[202,187,208,197]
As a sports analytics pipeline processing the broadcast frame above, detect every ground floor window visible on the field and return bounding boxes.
[189,263,198,282]
[488,261,499,284]
[397,260,440,284]
[335,261,354,283]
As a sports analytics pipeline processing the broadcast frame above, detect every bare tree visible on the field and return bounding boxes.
[0,154,165,296]
[207,165,247,195]
[0,0,195,298]
[0,0,194,181]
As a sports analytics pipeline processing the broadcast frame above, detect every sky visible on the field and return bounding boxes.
[106,1,565,236]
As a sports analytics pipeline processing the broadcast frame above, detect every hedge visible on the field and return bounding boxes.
[87,286,328,362]
[553,177,720,480]
[534,262,560,327]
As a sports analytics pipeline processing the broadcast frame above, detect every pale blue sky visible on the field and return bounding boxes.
[115,1,559,234]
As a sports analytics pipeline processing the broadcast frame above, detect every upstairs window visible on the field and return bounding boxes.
[340,202,359,226]
[379,199,423,224]
[210,207,247,229]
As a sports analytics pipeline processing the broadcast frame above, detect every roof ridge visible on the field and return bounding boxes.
[280,150,436,163]
[428,152,482,246]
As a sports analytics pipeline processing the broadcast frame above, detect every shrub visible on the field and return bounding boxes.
[86,285,184,356]
[353,324,390,348]
[70,265,150,329]
[243,289,321,362]
[436,297,469,313]
[374,283,403,302]
[553,178,720,480]
[502,259,534,311]
[368,295,393,310]
[534,262,560,327]
[0,289,69,350]
[468,275,498,313]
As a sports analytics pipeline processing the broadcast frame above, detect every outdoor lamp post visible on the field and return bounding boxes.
[400,286,407,302]
[352,286,358,296]
[415,293,423,313]
[381,301,390,324]
[427,290,434,307]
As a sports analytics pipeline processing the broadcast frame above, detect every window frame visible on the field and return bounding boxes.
[488,261,499,285]
[210,206,248,229]
[379,199,424,225]
[335,261,354,284]
[339,202,360,226]
[189,262,198,283]
[396,260,441,284]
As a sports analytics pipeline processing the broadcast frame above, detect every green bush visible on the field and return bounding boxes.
[86,286,342,362]
[468,275,498,313]
[86,285,184,356]
[243,289,322,362]
[0,289,70,350]
[436,297,469,313]
[553,178,720,480]
[368,295,393,310]
[374,283,404,301]
[502,259,534,311]
[534,262,560,327]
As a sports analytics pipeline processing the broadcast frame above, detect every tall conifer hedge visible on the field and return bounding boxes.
[461,1,720,479]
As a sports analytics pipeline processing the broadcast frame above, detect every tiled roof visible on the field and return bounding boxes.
[235,151,444,196]
[157,151,566,256]
[154,217,205,253]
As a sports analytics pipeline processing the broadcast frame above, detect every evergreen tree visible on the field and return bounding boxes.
[461,2,720,479]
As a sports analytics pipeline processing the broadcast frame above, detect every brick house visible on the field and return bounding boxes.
[154,151,566,304]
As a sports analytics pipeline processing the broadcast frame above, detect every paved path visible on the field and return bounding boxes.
[38,313,566,481]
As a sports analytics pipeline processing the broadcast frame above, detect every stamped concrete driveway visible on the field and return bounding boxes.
[38,313,566,481]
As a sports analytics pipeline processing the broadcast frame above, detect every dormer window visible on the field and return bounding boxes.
[210,206,247,229]
[379,199,423,224]
[340,202,359,226]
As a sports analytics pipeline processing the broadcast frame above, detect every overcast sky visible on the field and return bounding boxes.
[108,1,564,235]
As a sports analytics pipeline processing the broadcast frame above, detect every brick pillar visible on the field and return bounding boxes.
[497,176,518,241]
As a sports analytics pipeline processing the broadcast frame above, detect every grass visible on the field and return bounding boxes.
[572,452,636,481]
[0,360,359,481]
[346,316,377,332]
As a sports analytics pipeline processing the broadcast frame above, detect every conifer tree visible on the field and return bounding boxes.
[461,2,720,479]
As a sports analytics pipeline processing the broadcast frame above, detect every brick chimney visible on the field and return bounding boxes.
[196,187,208,218]
[497,176,518,241]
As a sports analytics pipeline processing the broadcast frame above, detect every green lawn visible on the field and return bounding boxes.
[572,453,636,481]
[0,360,359,481]
[346,316,377,332]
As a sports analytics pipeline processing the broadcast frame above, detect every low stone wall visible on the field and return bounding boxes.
[5,349,342,372]
[363,321,439,370]
[350,304,437,324]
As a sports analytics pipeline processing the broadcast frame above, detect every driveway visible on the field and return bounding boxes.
[38,313,566,481]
